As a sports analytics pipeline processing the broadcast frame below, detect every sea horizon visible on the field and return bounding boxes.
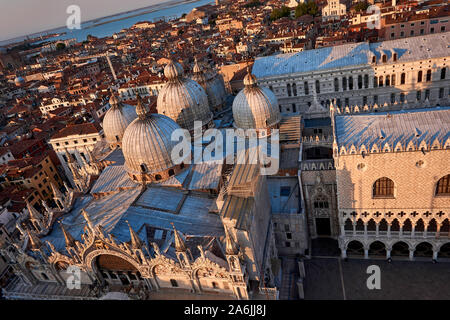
[0,0,211,47]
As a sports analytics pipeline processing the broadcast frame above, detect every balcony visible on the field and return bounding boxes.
[344,230,450,239]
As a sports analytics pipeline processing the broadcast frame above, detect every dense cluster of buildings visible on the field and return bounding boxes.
[0,0,448,300]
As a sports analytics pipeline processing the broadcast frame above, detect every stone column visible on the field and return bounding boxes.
[341,224,345,236]
[409,249,414,260]
[124,272,132,284]
[433,250,438,261]
[353,223,356,236]
[387,224,391,238]
[375,224,379,237]
[386,249,391,259]
[341,249,347,259]
[399,226,403,237]
[364,249,369,259]
[364,223,367,236]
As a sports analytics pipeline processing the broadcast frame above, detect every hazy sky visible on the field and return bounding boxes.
[0,0,167,41]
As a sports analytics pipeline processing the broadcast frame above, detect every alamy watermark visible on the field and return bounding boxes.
[66,265,81,289]
[366,265,381,290]
[66,5,81,30]
[366,5,381,30]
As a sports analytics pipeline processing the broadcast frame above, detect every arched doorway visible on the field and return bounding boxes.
[95,254,139,286]
[414,242,433,258]
[369,241,386,257]
[391,241,409,257]
[438,243,450,259]
[347,240,364,256]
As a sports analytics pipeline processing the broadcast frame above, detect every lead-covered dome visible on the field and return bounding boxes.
[157,59,213,133]
[122,96,188,183]
[232,68,280,134]
[103,90,137,148]
[191,58,227,112]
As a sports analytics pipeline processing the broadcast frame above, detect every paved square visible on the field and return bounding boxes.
[303,257,450,300]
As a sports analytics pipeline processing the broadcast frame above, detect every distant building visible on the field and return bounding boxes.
[322,0,346,22]
[253,32,450,117]
[49,122,104,189]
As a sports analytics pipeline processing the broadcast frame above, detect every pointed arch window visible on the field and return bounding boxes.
[342,77,347,91]
[426,69,432,82]
[304,81,309,95]
[436,174,450,195]
[373,177,395,198]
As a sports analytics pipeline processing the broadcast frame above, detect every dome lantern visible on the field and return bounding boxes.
[135,94,149,120]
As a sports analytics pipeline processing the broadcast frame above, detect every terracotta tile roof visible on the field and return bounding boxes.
[51,122,102,139]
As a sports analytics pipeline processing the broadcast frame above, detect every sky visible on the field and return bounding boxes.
[0,0,167,41]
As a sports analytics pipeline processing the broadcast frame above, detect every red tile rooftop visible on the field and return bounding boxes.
[51,122,103,139]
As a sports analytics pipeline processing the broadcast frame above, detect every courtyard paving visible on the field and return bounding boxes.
[303,257,450,300]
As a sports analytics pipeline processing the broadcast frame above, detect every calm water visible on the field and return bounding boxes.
[5,0,213,45]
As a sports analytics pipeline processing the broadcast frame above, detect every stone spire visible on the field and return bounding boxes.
[63,181,73,194]
[26,200,43,222]
[64,148,75,164]
[135,94,148,120]
[59,222,76,247]
[164,59,184,82]
[193,56,202,74]
[51,182,64,200]
[126,220,144,249]
[109,88,123,109]
[224,226,239,255]
[171,223,187,252]
[27,229,42,251]
[243,65,257,87]
[81,209,95,232]
[84,146,95,163]
[64,148,82,180]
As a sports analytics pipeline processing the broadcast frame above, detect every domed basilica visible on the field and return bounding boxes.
[0,58,284,301]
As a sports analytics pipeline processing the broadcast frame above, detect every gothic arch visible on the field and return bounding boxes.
[368,241,386,256]
[435,174,450,195]
[391,241,410,257]
[346,240,364,255]
[86,249,142,277]
[413,242,433,258]
[437,242,450,258]
[372,177,395,198]
[344,218,353,231]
